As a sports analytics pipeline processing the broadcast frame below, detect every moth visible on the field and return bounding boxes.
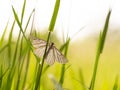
[30,35,68,65]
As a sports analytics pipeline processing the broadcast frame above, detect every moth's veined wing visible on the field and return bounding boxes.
[30,35,68,65]
[45,46,55,65]
[30,35,47,49]
[53,46,68,64]
[30,35,49,58]
[34,46,46,58]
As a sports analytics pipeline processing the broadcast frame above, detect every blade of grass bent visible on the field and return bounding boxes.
[12,6,28,44]
[6,3,26,89]
[16,9,35,90]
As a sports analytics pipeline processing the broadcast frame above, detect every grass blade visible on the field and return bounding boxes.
[0,44,8,54]
[12,6,28,42]
[21,49,30,90]
[0,20,9,47]
[113,75,119,90]
[99,9,112,53]
[79,69,87,90]
[21,0,26,23]
[59,38,70,85]
[89,9,112,90]
[7,21,15,65]
[16,9,35,90]
[49,0,60,32]
[34,0,60,89]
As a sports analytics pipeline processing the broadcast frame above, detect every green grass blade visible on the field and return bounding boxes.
[16,9,35,90]
[34,0,61,89]
[12,6,28,42]
[99,9,112,53]
[21,0,26,23]
[78,69,87,90]
[6,4,27,90]
[113,75,119,90]
[7,21,15,65]
[0,20,9,47]
[0,66,9,88]
[0,66,2,88]
[0,44,8,54]
[21,49,30,90]
[34,31,51,90]
[89,9,112,90]
[49,0,60,32]
[59,38,70,86]
[19,9,35,61]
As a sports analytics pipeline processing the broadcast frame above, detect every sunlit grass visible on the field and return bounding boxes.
[0,0,120,90]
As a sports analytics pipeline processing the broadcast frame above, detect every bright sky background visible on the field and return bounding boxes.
[0,0,120,41]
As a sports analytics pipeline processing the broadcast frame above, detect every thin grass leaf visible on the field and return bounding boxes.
[34,61,41,90]
[21,0,26,23]
[49,0,60,32]
[34,31,51,90]
[24,9,35,33]
[7,21,15,66]
[0,66,9,87]
[15,1,28,89]
[12,6,28,42]
[99,9,112,53]
[31,62,39,90]
[0,20,9,47]
[34,0,60,89]
[0,66,2,88]
[21,49,30,90]
[0,44,8,54]
[16,9,35,90]
[33,0,61,89]
[6,64,16,90]
[73,78,88,90]
[6,5,27,90]
[30,10,35,35]
[59,38,70,86]
[113,75,119,90]
[78,68,87,90]
[89,9,112,90]
[43,65,50,73]
[19,8,35,60]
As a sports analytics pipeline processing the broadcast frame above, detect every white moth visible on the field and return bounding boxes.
[30,36,68,65]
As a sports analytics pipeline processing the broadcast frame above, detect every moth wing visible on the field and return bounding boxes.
[30,35,47,58]
[45,47,55,65]
[53,47,68,64]
[34,46,46,58]
[30,35,47,49]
